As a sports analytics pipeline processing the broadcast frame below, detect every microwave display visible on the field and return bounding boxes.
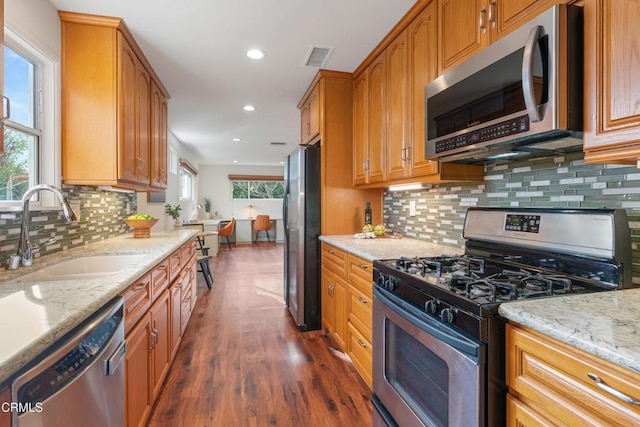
[427,35,549,142]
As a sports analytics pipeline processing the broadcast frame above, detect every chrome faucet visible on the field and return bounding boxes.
[16,184,77,267]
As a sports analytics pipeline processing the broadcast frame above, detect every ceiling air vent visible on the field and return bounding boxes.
[303,45,335,68]
[270,142,287,146]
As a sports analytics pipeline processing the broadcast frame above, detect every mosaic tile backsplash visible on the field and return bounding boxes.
[0,186,136,264]
[383,152,640,283]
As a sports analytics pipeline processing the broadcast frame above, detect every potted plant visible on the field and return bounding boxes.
[202,197,212,218]
[164,203,182,226]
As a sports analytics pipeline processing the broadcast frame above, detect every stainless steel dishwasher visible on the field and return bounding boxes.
[11,296,127,426]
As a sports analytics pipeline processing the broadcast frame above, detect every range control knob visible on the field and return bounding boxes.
[425,299,440,315]
[376,273,387,287]
[440,308,456,324]
[384,277,397,292]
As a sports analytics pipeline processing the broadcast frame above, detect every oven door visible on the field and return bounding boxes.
[373,285,486,427]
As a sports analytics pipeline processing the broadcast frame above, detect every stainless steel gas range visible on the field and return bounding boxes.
[371,207,633,427]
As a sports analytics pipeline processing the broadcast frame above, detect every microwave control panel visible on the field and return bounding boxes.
[434,115,530,154]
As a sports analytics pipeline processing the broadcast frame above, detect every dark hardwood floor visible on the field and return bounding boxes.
[148,243,373,427]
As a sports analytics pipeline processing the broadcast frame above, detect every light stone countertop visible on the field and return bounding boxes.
[0,229,196,385]
[499,289,640,374]
[318,234,462,261]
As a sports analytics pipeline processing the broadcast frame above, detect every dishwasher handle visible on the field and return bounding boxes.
[106,341,127,376]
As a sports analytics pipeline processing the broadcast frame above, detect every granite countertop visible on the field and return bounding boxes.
[499,289,640,374]
[319,234,462,261]
[0,229,196,384]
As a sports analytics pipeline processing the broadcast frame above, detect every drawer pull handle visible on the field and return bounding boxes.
[357,339,368,348]
[357,296,369,304]
[328,249,335,254]
[588,373,640,405]
[358,263,368,269]
[133,284,146,292]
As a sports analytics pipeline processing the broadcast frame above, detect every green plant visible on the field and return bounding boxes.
[202,197,212,213]
[164,203,182,220]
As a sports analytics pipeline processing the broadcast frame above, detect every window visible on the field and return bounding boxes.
[179,167,194,201]
[0,44,41,201]
[232,180,285,199]
[169,146,178,175]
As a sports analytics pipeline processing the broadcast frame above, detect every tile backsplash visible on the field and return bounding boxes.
[383,152,640,283]
[0,186,136,264]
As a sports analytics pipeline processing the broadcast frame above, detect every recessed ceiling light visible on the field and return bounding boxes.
[233,138,242,142]
[246,49,266,60]
[232,160,239,163]
[279,161,284,165]
[243,105,255,111]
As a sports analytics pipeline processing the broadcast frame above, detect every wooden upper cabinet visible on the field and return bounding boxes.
[583,0,640,164]
[150,80,168,189]
[367,54,387,184]
[299,84,320,144]
[352,55,386,186]
[353,72,369,186]
[438,0,559,74]
[60,12,169,191]
[409,2,439,178]
[438,0,488,74]
[386,29,410,182]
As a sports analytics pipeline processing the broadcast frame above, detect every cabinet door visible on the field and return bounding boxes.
[170,279,183,360]
[118,35,139,184]
[150,80,168,189]
[321,267,335,336]
[308,85,320,141]
[125,312,152,427]
[493,0,557,41]
[333,278,348,351]
[386,29,410,181]
[353,72,369,186]
[300,100,310,143]
[507,395,554,427]
[136,63,151,185]
[150,290,171,401]
[409,2,439,177]
[367,54,387,184]
[438,0,488,74]
[584,0,640,163]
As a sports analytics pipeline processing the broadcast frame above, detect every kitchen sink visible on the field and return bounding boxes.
[13,254,148,283]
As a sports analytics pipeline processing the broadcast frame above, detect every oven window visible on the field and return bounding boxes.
[427,35,549,140]
[385,320,449,427]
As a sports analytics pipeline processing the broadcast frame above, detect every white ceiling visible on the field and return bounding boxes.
[46,0,416,167]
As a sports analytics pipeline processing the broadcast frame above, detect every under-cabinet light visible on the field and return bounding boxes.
[388,183,423,192]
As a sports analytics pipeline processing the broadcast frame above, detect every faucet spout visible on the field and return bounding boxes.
[17,184,77,267]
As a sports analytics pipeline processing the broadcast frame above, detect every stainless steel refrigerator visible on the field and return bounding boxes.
[283,145,321,331]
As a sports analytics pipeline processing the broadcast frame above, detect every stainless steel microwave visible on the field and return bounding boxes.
[425,5,583,163]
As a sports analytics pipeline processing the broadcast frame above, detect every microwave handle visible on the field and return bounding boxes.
[522,25,543,122]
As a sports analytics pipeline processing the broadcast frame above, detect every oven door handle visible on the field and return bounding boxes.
[374,285,481,360]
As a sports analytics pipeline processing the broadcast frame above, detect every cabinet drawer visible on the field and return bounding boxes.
[150,258,170,301]
[348,322,372,388]
[122,272,152,335]
[348,254,373,297]
[321,243,347,276]
[506,324,640,426]
[349,286,372,343]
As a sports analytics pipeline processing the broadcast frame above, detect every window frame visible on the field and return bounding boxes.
[179,166,195,201]
[0,26,58,209]
[231,179,285,200]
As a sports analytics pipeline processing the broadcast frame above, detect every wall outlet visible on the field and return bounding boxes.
[409,200,416,216]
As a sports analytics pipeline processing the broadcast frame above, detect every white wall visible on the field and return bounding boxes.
[197,164,285,220]
[137,132,201,230]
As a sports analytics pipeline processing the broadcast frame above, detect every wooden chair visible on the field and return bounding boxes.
[218,218,235,250]
[253,215,272,243]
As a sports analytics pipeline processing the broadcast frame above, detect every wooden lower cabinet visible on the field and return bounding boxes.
[122,240,197,427]
[320,242,374,388]
[150,289,171,401]
[125,312,152,427]
[506,323,640,426]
